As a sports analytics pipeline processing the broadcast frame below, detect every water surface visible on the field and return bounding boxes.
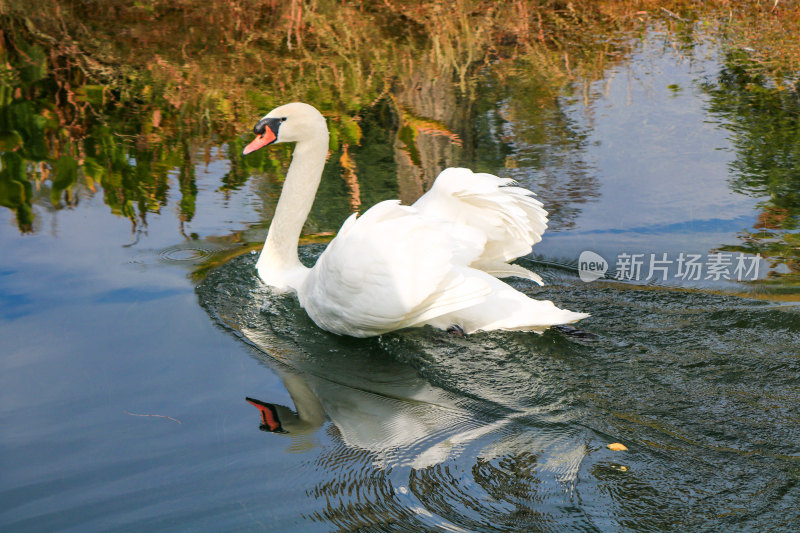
[2,21,799,532]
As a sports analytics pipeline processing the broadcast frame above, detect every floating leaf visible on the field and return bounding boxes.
[607,442,628,451]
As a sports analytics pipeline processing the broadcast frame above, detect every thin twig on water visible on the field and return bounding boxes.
[125,411,182,424]
[660,7,689,22]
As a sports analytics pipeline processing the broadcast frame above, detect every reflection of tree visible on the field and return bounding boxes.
[703,52,800,284]
[2,1,691,241]
[392,68,468,204]
[0,37,205,236]
[0,152,33,231]
[492,76,600,231]
[0,40,55,232]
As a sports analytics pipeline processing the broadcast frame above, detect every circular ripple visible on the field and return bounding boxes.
[158,244,220,264]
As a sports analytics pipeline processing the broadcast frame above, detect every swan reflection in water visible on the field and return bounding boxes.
[241,326,587,479]
[197,252,604,528]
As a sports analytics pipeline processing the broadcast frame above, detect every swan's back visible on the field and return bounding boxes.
[299,200,492,337]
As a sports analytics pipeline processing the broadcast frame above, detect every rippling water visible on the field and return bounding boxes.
[196,248,800,530]
[2,17,800,533]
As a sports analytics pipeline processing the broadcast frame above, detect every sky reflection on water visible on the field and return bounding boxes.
[1,20,799,533]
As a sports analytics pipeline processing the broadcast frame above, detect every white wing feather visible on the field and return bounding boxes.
[299,201,492,337]
[412,168,548,284]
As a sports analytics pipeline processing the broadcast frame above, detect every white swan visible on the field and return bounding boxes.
[243,102,588,337]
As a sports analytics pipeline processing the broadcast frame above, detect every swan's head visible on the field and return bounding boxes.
[242,102,328,155]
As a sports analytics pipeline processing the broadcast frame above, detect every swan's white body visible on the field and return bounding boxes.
[245,103,588,337]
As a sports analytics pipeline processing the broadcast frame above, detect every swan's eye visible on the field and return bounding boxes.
[280,117,287,122]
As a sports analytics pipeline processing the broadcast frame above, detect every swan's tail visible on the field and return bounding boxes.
[422,271,589,334]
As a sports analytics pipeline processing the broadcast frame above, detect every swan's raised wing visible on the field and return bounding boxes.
[412,168,548,284]
[298,200,492,337]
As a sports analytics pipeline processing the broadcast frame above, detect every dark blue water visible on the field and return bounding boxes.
[2,28,799,532]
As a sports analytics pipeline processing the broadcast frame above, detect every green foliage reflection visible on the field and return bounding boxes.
[706,52,800,285]
[1,0,798,292]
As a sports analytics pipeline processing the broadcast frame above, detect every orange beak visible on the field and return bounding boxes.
[246,397,285,433]
[243,126,277,155]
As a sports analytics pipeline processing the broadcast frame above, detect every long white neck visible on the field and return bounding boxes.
[256,131,329,291]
